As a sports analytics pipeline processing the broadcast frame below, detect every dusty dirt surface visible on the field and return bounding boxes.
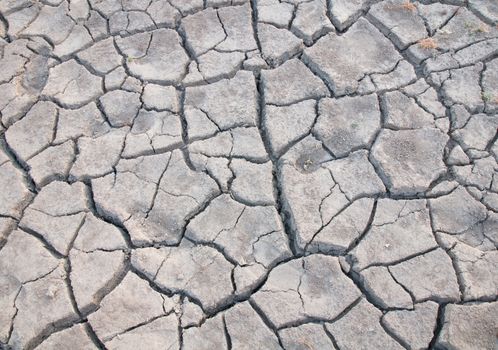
[0,0,497,349]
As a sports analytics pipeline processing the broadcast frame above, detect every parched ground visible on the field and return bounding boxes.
[0,0,497,349]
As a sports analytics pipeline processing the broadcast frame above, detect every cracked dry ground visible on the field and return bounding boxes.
[1,0,498,350]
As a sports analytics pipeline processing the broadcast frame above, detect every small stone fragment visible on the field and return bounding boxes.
[77,38,123,74]
[42,60,102,108]
[217,4,257,52]
[0,160,33,218]
[328,0,371,30]
[258,23,303,66]
[315,94,381,157]
[452,113,498,151]
[71,128,128,179]
[382,91,434,129]
[99,90,141,127]
[73,214,127,252]
[53,25,93,58]
[446,237,498,301]
[303,18,401,95]
[55,102,110,143]
[252,255,361,328]
[382,301,439,350]
[198,50,245,83]
[183,315,227,350]
[105,314,179,350]
[185,107,219,141]
[258,1,293,28]
[325,298,404,350]
[230,159,274,205]
[182,8,226,56]
[389,249,460,302]
[447,145,469,165]
[6,101,58,161]
[20,209,85,255]
[224,302,282,349]
[132,243,234,312]
[291,0,334,45]
[442,64,485,112]
[371,129,448,195]
[264,100,316,157]
[117,29,189,83]
[9,266,78,349]
[181,300,205,327]
[70,249,126,311]
[261,58,328,105]
[142,84,179,112]
[279,323,334,350]
[430,186,488,234]
[88,273,172,341]
[186,194,291,272]
[185,71,258,129]
[21,3,74,44]
[359,266,413,309]
[27,141,75,186]
[37,324,96,350]
[349,198,437,270]
[436,302,498,350]
[279,162,347,251]
[371,60,416,91]
[310,198,374,254]
[326,150,386,200]
[368,0,428,49]
[483,58,498,113]
[29,181,87,216]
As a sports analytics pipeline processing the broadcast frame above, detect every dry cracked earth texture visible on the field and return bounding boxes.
[0,0,497,349]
